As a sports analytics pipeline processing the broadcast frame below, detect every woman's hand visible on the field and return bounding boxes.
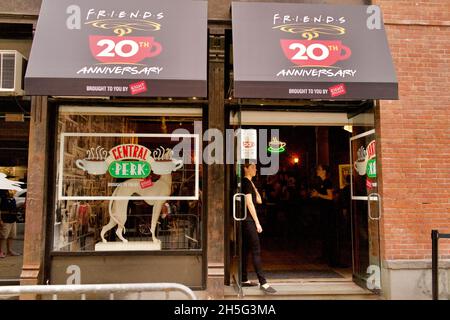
[256,222,263,233]
[311,189,319,198]
[256,192,262,204]
[251,181,263,204]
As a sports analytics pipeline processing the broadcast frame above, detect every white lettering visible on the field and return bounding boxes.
[143,12,153,19]
[273,13,280,25]
[114,163,121,175]
[277,68,356,78]
[137,163,145,175]
[85,9,165,21]
[86,8,95,20]
[85,86,107,92]
[130,163,137,175]
[367,265,381,290]
[367,5,382,30]
[66,5,81,30]
[77,66,163,76]
[174,304,208,317]
[97,10,106,19]
[273,14,346,25]
[66,265,81,284]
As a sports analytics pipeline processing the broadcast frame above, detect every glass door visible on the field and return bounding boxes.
[227,106,248,298]
[350,129,382,293]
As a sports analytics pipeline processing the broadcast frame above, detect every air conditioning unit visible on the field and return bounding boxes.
[0,50,27,96]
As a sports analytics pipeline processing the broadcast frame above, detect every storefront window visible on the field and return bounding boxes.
[53,107,202,252]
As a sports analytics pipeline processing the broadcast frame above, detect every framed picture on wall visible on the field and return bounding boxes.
[339,164,351,189]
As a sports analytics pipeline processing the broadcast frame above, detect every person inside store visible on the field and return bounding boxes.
[241,162,277,294]
[0,189,21,258]
[310,164,337,267]
[76,201,91,250]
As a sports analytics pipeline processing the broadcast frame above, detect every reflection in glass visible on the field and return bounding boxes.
[53,111,202,252]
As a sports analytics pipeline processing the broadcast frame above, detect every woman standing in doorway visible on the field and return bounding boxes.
[311,164,336,266]
[241,162,277,294]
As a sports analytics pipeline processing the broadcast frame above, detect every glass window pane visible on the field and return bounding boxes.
[53,109,202,252]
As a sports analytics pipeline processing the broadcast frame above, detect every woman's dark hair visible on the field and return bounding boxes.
[317,164,330,175]
[242,160,256,169]
[242,161,257,177]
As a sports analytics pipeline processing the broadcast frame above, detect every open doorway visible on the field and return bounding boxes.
[227,109,381,295]
[245,125,353,281]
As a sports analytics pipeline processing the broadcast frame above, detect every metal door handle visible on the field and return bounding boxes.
[233,193,247,221]
[368,193,381,221]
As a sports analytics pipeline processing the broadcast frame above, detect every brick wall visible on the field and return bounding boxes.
[376,0,450,260]
[377,0,450,26]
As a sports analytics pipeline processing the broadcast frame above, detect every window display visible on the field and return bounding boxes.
[53,108,202,252]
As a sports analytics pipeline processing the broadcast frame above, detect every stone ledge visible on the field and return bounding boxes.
[208,263,225,277]
[94,241,161,251]
[384,19,450,27]
[383,259,450,270]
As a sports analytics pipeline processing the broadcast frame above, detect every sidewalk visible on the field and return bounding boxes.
[0,222,24,284]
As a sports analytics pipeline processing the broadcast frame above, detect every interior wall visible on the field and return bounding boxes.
[316,127,329,168]
[328,127,351,190]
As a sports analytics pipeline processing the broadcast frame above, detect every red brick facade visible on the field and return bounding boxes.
[376,0,450,260]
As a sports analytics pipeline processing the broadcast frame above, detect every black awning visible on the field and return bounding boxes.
[25,0,207,97]
[232,2,398,100]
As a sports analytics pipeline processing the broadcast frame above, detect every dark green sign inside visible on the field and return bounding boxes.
[109,161,151,178]
[366,158,377,178]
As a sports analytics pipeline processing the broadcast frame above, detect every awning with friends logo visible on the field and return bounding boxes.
[25,0,207,97]
[231,2,398,100]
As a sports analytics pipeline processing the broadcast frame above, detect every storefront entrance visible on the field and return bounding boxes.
[226,107,382,297]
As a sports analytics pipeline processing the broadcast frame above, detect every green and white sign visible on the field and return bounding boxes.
[366,158,376,178]
[108,161,151,179]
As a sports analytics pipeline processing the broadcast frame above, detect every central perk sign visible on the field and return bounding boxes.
[25,0,207,97]
[109,161,150,178]
[75,144,153,179]
[108,144,152,178]
[232,2,398,100]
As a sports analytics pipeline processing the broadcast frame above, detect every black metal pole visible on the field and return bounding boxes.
[431,230,439,300]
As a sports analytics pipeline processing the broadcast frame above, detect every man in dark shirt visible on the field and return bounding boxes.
[0,189,21,258]
[311,164,336,266]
